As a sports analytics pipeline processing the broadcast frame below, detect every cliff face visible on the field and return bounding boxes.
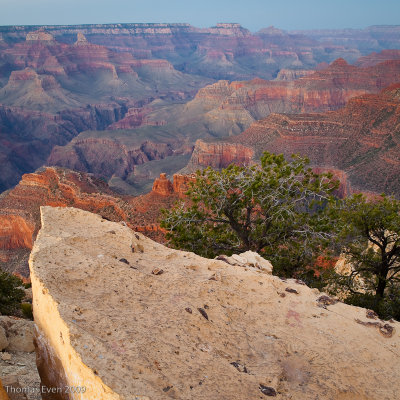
[0,23,382,81]
[354,49,400,67]
[151,173,173,196]
[48,138,175,181]
[184,139,254,172]
[188,84,400,196]
[191,58,400,117]
[30,206,400,400]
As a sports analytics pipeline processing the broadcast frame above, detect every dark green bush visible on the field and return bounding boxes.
[21,302,33,319]
[0,270,25,315]
[344,291,400,321]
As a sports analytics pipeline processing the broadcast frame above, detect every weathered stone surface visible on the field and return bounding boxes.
[29,206,400,399]
[216,251,273,273]
[0,317,35,353]
[0,352,42,400]
[0,326,8,351]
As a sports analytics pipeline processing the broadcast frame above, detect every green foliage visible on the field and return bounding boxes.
[332,194,400,300]
[344,290,400,321]
[0,270,25,315]
[21,302,33,319]
[161,152,338,277]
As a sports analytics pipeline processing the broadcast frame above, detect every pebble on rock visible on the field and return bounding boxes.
[259,384,277,396]
[198,308,209,320]
[152,268,164,275]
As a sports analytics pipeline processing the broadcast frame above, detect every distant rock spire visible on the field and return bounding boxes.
[75,32,89,45]
[152,173,174,196]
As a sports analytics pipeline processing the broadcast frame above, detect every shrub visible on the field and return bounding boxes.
[0,270,25,315]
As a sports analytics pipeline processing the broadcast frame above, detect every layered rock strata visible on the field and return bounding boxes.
[44,57,400,195]
[0,32,209,191]
[188,84,400,196]
[30,206,400,399]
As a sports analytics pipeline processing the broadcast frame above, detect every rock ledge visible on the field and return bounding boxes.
[30,207,400,399]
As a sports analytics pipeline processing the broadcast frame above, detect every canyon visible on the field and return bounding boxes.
[187,83,400,196]
[0,24,400,194]
[0,29,210,192]
[1,23,400,194]
[2,22,400,398]
[48,56,400,193]
[29,206,400,399]
[2,23,395,81]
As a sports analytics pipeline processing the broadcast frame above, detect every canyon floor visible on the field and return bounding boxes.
[28,206,400,400]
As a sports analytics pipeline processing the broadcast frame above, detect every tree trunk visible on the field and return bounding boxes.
[376,276,387,298]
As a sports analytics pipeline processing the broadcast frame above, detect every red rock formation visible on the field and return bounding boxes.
[185,139,254,171]
[127,173,197,240]
[0,216,34,251]
[2,23,386,82]
[172,174,196,197]
[152,173,174,196]
[192,59,400,116]
[188,84,400,196]
[355,50,400,67]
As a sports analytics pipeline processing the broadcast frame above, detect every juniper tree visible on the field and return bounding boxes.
[332,194,400,301]
[161,152,338,277]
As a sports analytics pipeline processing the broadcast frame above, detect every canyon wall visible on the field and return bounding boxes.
[30,206,400,399]
[0,30,210,192]
[2,24,400,81]
[187,84,400,197]
[184,140,254,172]
[48,138,176,181]
[47,57,400,195]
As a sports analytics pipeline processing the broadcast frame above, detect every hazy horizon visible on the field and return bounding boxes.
[1,0,400,32]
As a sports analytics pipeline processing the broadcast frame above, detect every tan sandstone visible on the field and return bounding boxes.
[29,207,400,400]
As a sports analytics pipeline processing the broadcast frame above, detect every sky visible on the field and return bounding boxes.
[0,0,399,32]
